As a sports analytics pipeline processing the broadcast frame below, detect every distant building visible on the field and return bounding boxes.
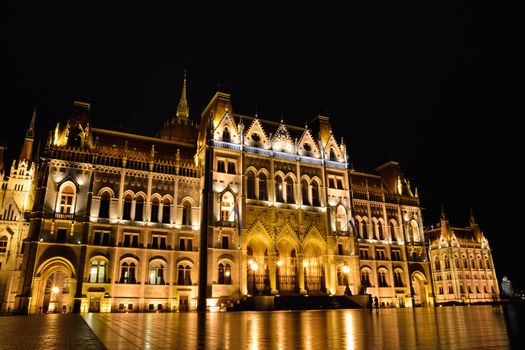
[0,111,36,312]
[0,76,498,314]
[426,210,500,304]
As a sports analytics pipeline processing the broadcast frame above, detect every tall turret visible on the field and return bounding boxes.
[159,72,197,144]
[18,108,36,162]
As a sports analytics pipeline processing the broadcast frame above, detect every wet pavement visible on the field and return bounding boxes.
[1,305,523,349]
[81,305,522,349]
[0,313,105,350]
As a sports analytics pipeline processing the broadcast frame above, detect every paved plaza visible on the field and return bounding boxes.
[0,313,105,350]
[0,306,522,349]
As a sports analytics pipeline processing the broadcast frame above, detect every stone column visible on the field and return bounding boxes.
[240,249,248,295]
[131,199,136,221]
[269,252,277,295]
[158,202,163,223]
[297,254,306,294]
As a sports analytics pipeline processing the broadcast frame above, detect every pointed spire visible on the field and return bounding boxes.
[27,108,36,139]
[19,109,36,162]
[33,138,41,164]
[470,208,477,226]
[440,204,447,220]
[0,144,6,175]
[176,70,189,119]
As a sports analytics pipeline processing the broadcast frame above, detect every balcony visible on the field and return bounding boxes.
[213,140,242,151]
[54,212,75,220]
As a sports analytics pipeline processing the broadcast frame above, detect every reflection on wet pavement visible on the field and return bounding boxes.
[82,305,518,349]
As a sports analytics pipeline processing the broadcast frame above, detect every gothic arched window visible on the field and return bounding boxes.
[285,177,295,203]
[247,171,256,199]
[99,191,111,218]
[150,197,160,223]
[275,176,284,203]
[149,262,165,285]
[222,127,231,142]
[162,198,171,223]
[89,260,106,283]
[311,181,320,206]
[182,201,192,225]
[58,184,75,214]
[122,194,132,220]
[301,179,310,206]
[258,173,267,200]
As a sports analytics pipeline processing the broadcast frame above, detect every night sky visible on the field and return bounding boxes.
[2,3,522,289]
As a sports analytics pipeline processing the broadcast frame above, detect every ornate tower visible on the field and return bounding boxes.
[159,72,197,144]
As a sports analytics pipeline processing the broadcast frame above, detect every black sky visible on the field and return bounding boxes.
[1,2,523,289]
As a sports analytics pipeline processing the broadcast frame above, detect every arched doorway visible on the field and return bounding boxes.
[42,271,71,313]
[33,258,76,314]
[411,271,428,307]
[303,241,325,293]
[246,236,270,296]
[275,238,300,294]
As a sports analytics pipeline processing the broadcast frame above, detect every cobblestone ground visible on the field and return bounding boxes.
[0,313,106,350]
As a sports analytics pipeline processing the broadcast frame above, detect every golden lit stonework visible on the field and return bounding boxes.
[0,78,499,314]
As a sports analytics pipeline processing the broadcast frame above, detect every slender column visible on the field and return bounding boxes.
[297,255,306,294]
[269,252,277,295]
[240,249,248,295]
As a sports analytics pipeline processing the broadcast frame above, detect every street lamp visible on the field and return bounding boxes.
[249,260,258,296]
[303,260,309,293]
[276,260,282,292]
[51,286,59,294]
[343,265,351,296]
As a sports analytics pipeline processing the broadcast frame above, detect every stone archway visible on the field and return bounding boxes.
[42,271,71,313]
[411,271,428,307]
[302,241,325,293]
[32,258,76,314]
[246,236,271,296]
[275,238,300,293]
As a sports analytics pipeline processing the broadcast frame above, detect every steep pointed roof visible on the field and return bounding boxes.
[159,73,197,144]
[0,144,5,174]
[27,108,36,138]
[469,208,477,226]
[19,108,36,162]
[176,71,189,119]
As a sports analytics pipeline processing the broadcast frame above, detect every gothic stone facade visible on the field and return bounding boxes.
[0,80,499,314]
[426,214,500,304]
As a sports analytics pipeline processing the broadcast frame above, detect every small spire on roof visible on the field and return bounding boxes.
[27,108,37,139]
[176,71,189,119]
[440,204,447,220]
[469,207,477,226]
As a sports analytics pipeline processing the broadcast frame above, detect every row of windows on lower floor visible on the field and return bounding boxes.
[437,285,496,295]
[434,273,493,281]
[109,303,189,312]
[92,231,230,250]
[47,230,230,250]
[88,260,232,286]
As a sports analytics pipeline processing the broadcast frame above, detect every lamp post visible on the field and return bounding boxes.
[249,259,258,296]
[303,260,309,293]
[276,260,282,293]
[343,264,351,296]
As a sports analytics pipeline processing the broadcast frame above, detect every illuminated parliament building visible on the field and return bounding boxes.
[0,78,500,313]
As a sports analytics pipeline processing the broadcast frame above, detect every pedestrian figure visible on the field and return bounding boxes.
[374,296,379,312]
